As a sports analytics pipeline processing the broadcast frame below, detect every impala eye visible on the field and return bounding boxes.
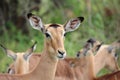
[115,53,118,60]
[64,33,67,37]
[76,51,80,57]
[45,33,51,38]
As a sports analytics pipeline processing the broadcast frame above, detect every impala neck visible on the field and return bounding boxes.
[94,52,105,75]
[83,52,95,80]
[31,40,59,80]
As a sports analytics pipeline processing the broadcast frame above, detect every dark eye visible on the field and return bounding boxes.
[115,53,118,59]
[64,33,67,37]
[115,53,117,57]
[45,33,50,38]
[76,51,80,57]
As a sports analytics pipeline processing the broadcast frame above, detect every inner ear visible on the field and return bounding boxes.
[23,41,37,60]
[23,52,33,60]
[6,51,17,61]
[96,43,103,51]
[64,17,84,32]
[0,44,17,60]
[27,13,45,32]
[84,43,91,50]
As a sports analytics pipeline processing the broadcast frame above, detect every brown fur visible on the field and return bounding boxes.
[94,45,119,75]
[77,39,119,75]
[69,43,96,80]
[7,39,120,80]
[8,55,78,80]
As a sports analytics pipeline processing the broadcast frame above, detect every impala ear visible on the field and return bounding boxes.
[84,43,92,50]
[107,46,114,53]
[24,41,37,60]
[0,44,16,60]
[64,17,84,32]
[96,42,103,51]
[27,13,44,32]
[82,43,92,56]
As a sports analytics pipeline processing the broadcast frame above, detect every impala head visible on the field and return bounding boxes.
[71,42,93,67]
[76,38,102,57]
[76,42,93,57]
[105,46,119,72]
[0,42,37,74]
[87,38,103,53]
[27,13,84,59]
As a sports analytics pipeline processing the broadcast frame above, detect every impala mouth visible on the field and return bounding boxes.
[57,53,66,59]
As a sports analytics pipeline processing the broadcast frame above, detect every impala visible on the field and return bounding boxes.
[70,42,95,80]
[7,38,119,80]
[0,42,37,74]
[77,38,119,75]
[0,13,84,80]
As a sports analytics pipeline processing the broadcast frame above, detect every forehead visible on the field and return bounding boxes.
[16,53,24,57]
[79,49,84,53]
[94,40,101,44]
[45,24,64,31]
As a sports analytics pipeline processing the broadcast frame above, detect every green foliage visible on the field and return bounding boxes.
[97,68,111,77]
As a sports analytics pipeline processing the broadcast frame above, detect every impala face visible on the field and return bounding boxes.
[27,13,84,59]
[44,24,66,59]
[87,38,103,52]
[70,42,92,67]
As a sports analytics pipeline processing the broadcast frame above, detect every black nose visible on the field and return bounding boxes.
[58,50,65,55]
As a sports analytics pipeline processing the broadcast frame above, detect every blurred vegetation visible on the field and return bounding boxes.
[0,0,120,77]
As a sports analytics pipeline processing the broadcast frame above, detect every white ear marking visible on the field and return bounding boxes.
[24,41,37,60]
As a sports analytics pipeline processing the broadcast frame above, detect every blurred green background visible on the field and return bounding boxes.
[0,0,120,77]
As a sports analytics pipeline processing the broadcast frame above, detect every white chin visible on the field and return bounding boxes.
[57,54,66,59]
[57,56,64,59]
